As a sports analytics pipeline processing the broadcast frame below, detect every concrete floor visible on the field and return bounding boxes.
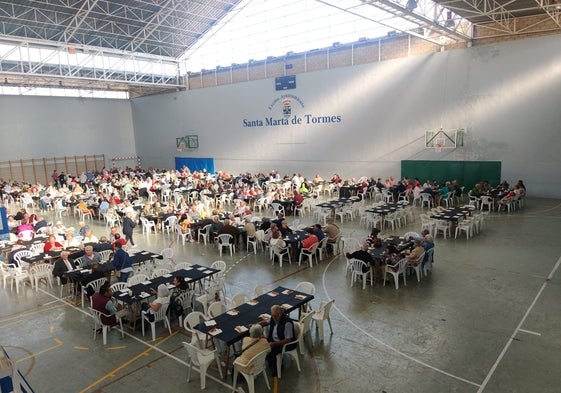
[1,197,561,393]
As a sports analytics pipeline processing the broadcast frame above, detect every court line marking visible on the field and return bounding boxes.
[518,329,541,336]
[16,338,63,362]
[321,257,481,388]
[477,254,561,393]
[34,283,239,392]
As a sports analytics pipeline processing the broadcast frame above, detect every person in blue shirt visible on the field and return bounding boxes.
[113,242,132,283]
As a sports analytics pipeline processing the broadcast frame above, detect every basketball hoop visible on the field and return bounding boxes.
[434,137,445,152]
[177,142,185,152]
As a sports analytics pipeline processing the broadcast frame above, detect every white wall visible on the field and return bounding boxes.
[132,34,561,198]
[0,95,136,168]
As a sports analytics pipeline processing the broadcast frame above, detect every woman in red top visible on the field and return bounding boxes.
[44,235,64,253]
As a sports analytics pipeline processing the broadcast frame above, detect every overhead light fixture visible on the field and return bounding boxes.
[406,0,417,11]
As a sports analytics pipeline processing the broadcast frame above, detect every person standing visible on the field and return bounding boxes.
[113,242,132,283]
[122,211,137,246]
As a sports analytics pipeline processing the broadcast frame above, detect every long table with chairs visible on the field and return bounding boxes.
[115,264,221,332]
[195,285,314,378]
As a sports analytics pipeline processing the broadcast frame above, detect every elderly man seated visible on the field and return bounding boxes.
[264,305,296,378]
[82,245,102,267]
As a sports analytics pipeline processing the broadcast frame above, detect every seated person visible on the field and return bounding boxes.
[312,224,325,242]
[83,229,99,244]
[324,218,341,253]
[92,282,131,326]
[52,250,74,284]
[93,237,113,252]
[217,218,239,243]
[77,199,95,217]
[406,240,425,266]
[169,275,190,319]
[7,240,29,266]
[83,263,107,296]
[44,235,63,253]
[269,230,286,249]
[279,220,293,237]
[141,284,170,321]
[293,191,304,208]
[178,214,191,235]
[34,216,48,232]
[384,244,401,270]
[235,324,270,373]
[346,242,376,273]
[162,207,175,227]
[265,305,296,377]
[366,228,382,248]
[112,233,127,249]
[301,227,319,250]
[63,230,81,249]
[209,215,224,235]
[82,245,102,267]
[421,231,435,268]
[260,218,271,232]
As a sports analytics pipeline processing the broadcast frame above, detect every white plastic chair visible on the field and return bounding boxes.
[89,307,124,345]
[30,263,53,291]
[151,268,171,279]
[99,249,112,263]
[198,224,212,245]
[7,264,30,294]
[271,243,291,267]
[383,258,408,289]
[294,281,316,312]
[182,341,223,389]
[173,262,192,272]
[217,234,234,257]
[271,202,285,216]
[161,216,177,235]
[480,195,494,212]
[298,311,315,353]
[276,322,301,379]
[81,278,107,308]
[183,311,209,348]
[312,299,334,342]
[230,292,249,308]
[349,258,373,289]
[127,274,150,287]
[140,217,157,234]
[253,284,265,297]
[433,219,451,239]
[207,301,226,319]
[175,225,191,245]
[420,193,433,208]
[407,251,425,283]
[455,218,473,239]
[110,282,128,293]
[298,242,319,268]
[246,233,260,254]
[316,236,329,261]
[423,248,435,276]
[141,303,171,342]
[232,348,271,393]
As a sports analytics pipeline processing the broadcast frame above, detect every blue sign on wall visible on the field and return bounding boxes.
[0,207,9,241]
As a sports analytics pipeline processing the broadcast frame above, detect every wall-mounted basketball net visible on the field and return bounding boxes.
[176,135,199,152]
[425,128,464,152]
